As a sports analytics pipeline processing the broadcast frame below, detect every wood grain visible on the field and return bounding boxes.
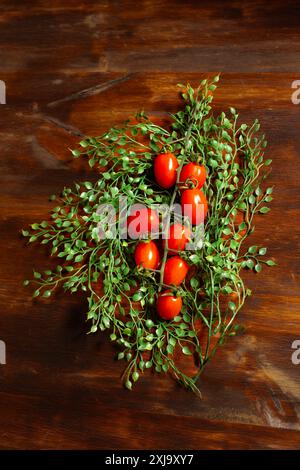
[0,0,300,450]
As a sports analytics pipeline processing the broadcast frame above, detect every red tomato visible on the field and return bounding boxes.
[163,256,189,286]
[134,240,160,270]
[179,163,206,190]
[127,206,159,238]
[154,152,179,189]
[156,290,182,320]
[163,223,191,252]
[181,189,208,225]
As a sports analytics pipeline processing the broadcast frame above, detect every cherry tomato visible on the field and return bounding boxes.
[163,223,191,252]
[163,255,189,286]
[156,290,182,320]
[154,152,179,189]
[127,206,159,238]
[179,163,206,190]
[181,189,208,225]
[134,240,160,270]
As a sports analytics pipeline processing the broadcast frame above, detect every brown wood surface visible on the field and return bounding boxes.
[0,0,300,450]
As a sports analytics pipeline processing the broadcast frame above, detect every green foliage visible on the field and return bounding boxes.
[21,77,274,395]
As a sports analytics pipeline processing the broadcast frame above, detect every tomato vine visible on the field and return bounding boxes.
[22,77,275,395]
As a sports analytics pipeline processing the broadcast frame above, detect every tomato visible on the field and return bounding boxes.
[163,256,189,286]
[179,163,206,190]
[127,206,159,238]
[163,223,191,252]
[181,189,208,225]
[154,152,179,189]
[156,290,182,320]
[134,240,160,270]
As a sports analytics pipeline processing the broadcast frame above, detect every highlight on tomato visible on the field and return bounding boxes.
[163,255,189,286]
[156,290,182,320]
[179,162,206,191]
[163,223,191,252]
[127,205,159,239]
[154,152,179,189]
[181,188,208,225]
[134,240,160,270]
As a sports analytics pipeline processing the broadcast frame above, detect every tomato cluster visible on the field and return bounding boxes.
[128,153,208,321]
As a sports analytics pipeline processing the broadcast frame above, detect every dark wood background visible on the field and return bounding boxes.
[0,0,300,450]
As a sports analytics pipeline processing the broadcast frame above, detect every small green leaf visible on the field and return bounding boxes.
[33,271,41,279]
[259,207,270,214]
[266,187,273,195]
[248,246,257,254]
[132,371,139,382]
[264,159,272,166]
[22,230,30,237]
[125,380,132,390]
[71,149,81,157]
[258,247,267,255]
[23,280,30,286]
[182,346,192,356]
[43,290,51,298]
[132,291,143,302]
[228,301,236,311]
[255,263,262,273]
[266,260,276,266]
[190,277,199,289]
[248,195,256,204]
[246,259,254,269]
[90,325,97,333]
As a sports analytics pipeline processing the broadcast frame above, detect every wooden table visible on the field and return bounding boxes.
[0,0,300,450]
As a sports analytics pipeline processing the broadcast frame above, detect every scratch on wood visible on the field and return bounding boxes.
[36,113,85,138]
[47,74,133,108]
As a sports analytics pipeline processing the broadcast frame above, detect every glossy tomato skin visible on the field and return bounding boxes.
[134,241,160,270]
[156,290,182,320]
[127,207,159,238]
[163,256,189,286]
[181,189,208,225]
[154,152,179,189]
[179,163,206,190]
[163,223,191,252]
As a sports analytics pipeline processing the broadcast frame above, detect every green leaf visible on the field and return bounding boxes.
[132,292,143,302]
[248,246,257,254]
[266,260,276,266]
[125,380,132,390]
[74,254,84,263]
[228,301,236,311]
[255,263,262,273]
[182,346,192,356]
[22,230,30,237]
[266,187,273,195]
[222,228,232,236]
[246,259,254,269]
[189,254,200,264]
[264,159,272,166]
[33,271,41,279]
[259,207,270,214]
[132,371,139,382]
[248,195,256,204]
[43,290,51,298]
[258,247,267,255]
[90,325,97,333]
[71,149,81,158]
[23,280,30,286]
